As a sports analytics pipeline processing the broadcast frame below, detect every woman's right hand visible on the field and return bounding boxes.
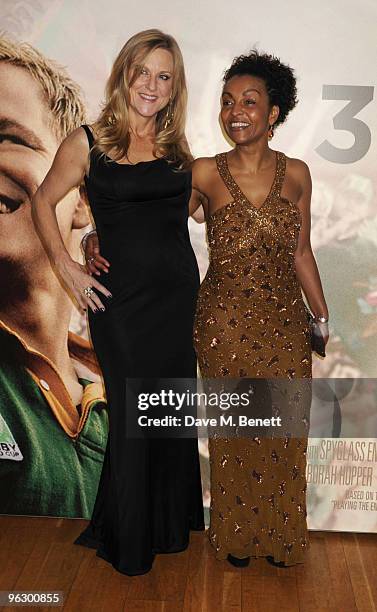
[84,232,110,276]
[58,258,112,314]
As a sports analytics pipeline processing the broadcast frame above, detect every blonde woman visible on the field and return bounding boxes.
[31,29,204,576]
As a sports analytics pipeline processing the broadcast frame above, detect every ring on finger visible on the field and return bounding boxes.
[87,256,96,264]
[84,285,94,297]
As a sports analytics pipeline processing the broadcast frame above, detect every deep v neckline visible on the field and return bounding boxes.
[221,150,281,213]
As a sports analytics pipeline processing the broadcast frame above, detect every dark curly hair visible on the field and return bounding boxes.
[223,50,298,126]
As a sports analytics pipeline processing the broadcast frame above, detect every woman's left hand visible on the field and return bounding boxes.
[317,321,329,346]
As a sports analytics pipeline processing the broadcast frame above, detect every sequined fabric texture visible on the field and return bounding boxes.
[194,151,312,565]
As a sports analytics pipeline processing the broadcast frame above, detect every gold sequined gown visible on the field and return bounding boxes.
[194,151,312,565]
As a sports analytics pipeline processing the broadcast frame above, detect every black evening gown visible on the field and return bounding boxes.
[74,125,204,575]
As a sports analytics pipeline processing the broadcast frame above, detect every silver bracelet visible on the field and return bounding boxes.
[80,229,97,255]
[315,315,329,324]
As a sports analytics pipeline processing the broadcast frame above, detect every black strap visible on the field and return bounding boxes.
[81,124,94,148]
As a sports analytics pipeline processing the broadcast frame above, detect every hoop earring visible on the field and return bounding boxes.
[163,100,174,129]
[268,124,274,140]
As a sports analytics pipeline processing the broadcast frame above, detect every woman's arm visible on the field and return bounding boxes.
[31,127,112,313]
[293,161,329,334]
[189,158,211,223]
[189,188,206,223]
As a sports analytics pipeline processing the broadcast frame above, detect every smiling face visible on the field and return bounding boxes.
[220,74,279,145]
[0,62,87,271]
[128,47,174,121]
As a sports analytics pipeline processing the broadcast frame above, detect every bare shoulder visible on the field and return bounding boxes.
[285,155,311,183]
[192,156,217,189]
[55,126,87,151]
[64,125,92,149]
[53,126,93,171]
[283,155,312,208]
[192,156,217,173]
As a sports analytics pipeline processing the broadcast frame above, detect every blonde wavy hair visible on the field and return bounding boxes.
[92,29,192,168]
[0,34,86,140]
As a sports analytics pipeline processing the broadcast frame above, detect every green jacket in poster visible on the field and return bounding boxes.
[0,320,108,518]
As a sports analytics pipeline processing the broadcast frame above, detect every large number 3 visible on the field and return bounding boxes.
[316,85,374,163]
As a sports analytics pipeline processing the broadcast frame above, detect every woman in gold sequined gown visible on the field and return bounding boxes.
[191,51,329,567]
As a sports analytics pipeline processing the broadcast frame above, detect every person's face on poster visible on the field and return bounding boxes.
[0,62,87,273]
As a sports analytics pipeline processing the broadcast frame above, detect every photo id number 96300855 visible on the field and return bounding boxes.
[0,591,63,606]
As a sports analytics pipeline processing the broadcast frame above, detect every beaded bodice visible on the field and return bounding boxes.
[207,151,301,268]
